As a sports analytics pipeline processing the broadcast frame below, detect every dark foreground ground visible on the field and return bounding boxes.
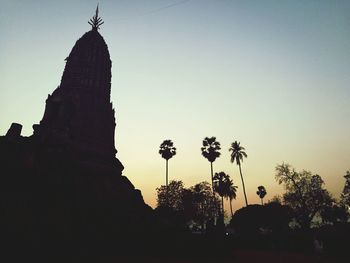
[44,250,348,263]
[5,235,346,263]
[3,224,349,262]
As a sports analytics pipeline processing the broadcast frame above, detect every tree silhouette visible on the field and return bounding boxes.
[320,203,349,225]
[275,163,333,230]
[201,137,221,190]
[155,180,220,232]
[340,171,350,208]
[213,171,231,217]
[256,185,267,205]
[156,180,183,210]
[230,203,292,235]
[229,140,248,206]
[226,178,238,218]
[190,182,220,232]
[159,140,176,189]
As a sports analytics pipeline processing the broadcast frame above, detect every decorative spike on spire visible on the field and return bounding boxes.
[88,4,104,30]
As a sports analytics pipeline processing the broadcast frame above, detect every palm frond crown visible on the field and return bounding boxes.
[229,140,247,165]
[227,179,238,200]
[201,136,221,163]
[159,140,177,160]
[256,185,267,199]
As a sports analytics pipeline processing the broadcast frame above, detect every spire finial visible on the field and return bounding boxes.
[88,4,104,30]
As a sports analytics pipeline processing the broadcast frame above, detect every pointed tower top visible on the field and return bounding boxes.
[88,4,104,31]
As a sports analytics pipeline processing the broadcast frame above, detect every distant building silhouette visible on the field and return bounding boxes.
[0,7,151,253]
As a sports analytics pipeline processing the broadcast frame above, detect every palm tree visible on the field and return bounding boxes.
[213,171,230,217]
[229,140,248,206]
[226,179,238,218]
[256,185,267,205]
[201,137,221,190]
[159,140,176,190]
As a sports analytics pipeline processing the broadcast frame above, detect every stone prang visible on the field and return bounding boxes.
[0,7,152,254]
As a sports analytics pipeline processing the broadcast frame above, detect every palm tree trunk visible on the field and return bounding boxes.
[166,159,169,188]
[229,198,233,218]
[210,162,214,191]
[239,164,248,206]
[261,198,263,206]
[166,159,168,206]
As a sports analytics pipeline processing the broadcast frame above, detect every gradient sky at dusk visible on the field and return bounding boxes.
[1,0,349,211]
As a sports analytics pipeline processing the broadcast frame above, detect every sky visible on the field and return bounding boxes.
[1,0,349,211]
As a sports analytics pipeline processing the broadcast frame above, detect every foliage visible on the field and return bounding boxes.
[275,163,334,229]
[230,203,292,235]
[156,181,220,231]
[212,172,238,218]
[159,139,176,193]
[156,180,184,210]
[201,137,221,163]
[229,141,247,165]
[189,182,220,229]
[201,136,221,190]
[229,140,248,206]
[320,203,349,225]
[226,178,238,217]
[213,171,230,216]
[256,186,267,204]
[213,172,230,199]
[269,195,282,204]
[264,202,292,232]
[227,179,238,201]
[340,171,350,208]
[159,140,176,161]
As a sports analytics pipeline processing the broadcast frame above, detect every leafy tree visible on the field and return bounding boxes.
[229,140,248,206]
[227,178,238,218]
[256,186,267,205]
[156,180,183,210]
[230,205,262,235]
[201,137,221,190]
[340,171,350,208]
[264,202,292,233]
[156,180,220,232]
[159,140,176,195]
[189,182,220,231]
[320,203,348,225]
[213,172,230,217]
[230,203,292,235]
[269,195,282,204]
[275,163,333,230]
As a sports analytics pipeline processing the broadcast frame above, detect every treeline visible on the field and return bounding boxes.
[155,168,349,232]
[156,137,350,234]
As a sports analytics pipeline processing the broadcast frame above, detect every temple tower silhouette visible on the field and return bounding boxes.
[0,7,151,251]
[34,6,121,172]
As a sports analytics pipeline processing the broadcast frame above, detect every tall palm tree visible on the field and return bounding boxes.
[159,140,176,190]
[256,185,267,205]
[229,140,248,206]
[213,171,230,217]
[201,137,221,190]
[226,179,238,218]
